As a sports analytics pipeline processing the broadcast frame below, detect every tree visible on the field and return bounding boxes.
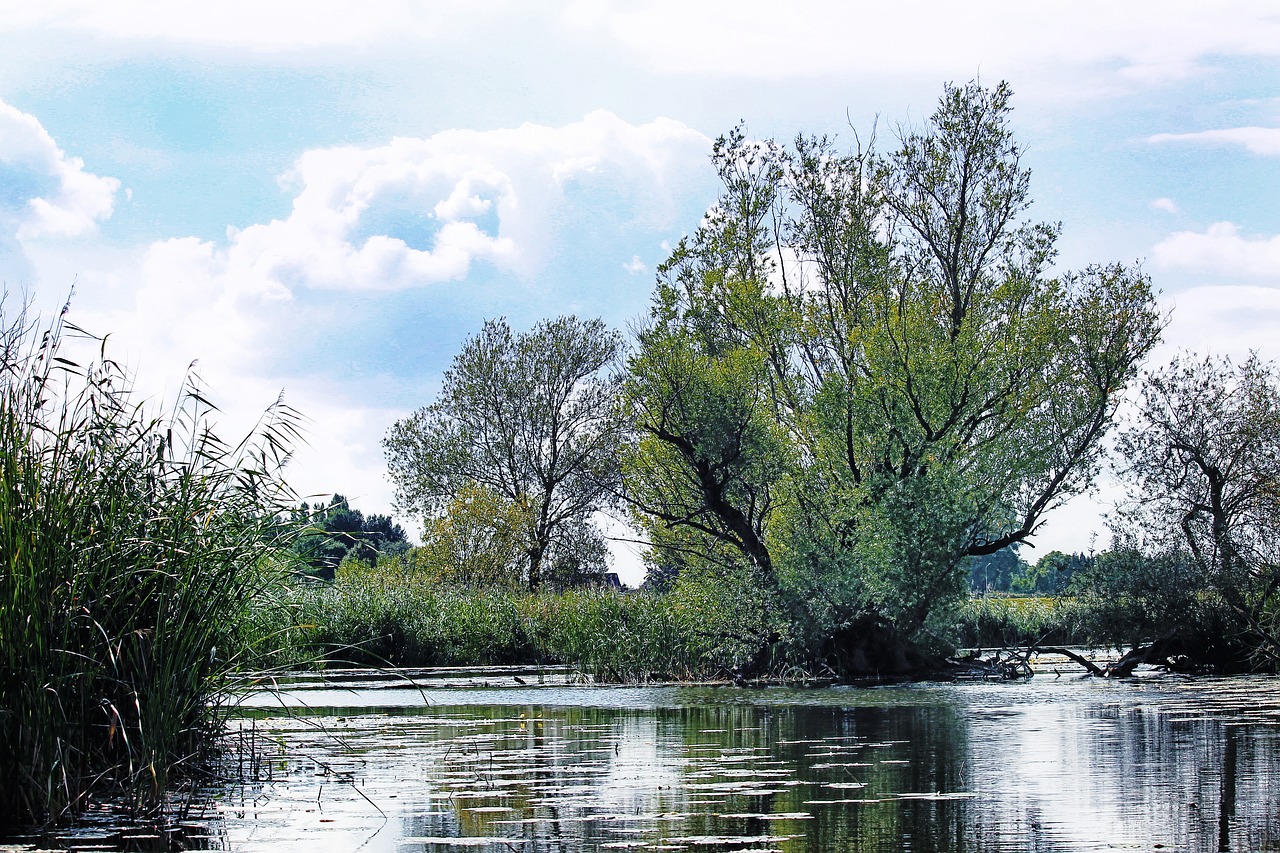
[1011,549,1087,594]
[291,493,410,577]
[623,81,1162,672]
[967,546,1028,592]
[416,482,531,588]
[385,316,623,590]
[1114,353,1280,666]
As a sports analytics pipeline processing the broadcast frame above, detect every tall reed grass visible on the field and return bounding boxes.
[0,299,300,825]
[952,594,1089,649]
[260,557,775,681]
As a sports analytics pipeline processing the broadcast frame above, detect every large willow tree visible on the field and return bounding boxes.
[624,82,1163,672]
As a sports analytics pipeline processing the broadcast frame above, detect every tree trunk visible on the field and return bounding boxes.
[527,542,546,592]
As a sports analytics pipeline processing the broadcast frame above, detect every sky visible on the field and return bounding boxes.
[2,2,1280,584]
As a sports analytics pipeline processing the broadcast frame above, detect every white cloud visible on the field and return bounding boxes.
[156,111,710,297]
[1152,221,1280,280]
[562,0,1280,84]
[1151,197,1178,214]
[0,98,119,240]
[1148,127,1280,156]
[11,1,1280,88]
[53,111,711,525]
[1159,284,1280,362]
[69,111,710,384]
[272,384,410,523]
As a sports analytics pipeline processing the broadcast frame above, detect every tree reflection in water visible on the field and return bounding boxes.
[193,678,1280,851]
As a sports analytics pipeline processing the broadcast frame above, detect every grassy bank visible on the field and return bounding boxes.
[253,559,776,681]
[259,563,1156,680]
[0,304,298,825]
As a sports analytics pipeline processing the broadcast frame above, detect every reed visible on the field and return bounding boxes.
[953,594,1089,649]
[268,557,773,680]
[0,300,300,825]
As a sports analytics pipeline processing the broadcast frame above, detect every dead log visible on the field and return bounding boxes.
[1033,636,1190,677]
[1032,646,1106,677]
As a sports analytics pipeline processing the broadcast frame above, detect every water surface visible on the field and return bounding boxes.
[197,668,1280,852]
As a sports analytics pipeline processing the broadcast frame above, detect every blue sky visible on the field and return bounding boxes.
[3,2,1280,582]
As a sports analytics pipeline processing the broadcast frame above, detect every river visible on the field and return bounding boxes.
[22,665,1280,851]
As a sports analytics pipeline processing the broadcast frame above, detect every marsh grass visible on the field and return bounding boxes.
[262,565,1113,682]
[264,558,774,681]
[0,300,300,825]
[953,594,1089,649]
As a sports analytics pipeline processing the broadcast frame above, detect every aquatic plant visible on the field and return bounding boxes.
[0,299,300,825]
[953,594,1088,649]
[263,555,777,680]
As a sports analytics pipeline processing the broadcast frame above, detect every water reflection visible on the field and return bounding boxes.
[10,676,1278,851]
[192,677,1280,852]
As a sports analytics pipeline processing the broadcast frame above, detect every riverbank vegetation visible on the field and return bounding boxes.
[250,529,1277,680]
[0,301,300,826]
[253,558,772,681]
[378,80,1165,677]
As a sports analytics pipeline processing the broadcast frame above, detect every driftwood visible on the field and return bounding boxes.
[1034,636,1190,678]
[951,648,1035,680]
[1033,646,1105,676]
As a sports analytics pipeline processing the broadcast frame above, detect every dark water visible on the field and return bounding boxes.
[15,669,1280,852]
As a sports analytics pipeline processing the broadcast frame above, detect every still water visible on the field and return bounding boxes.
[41,667,1280,852]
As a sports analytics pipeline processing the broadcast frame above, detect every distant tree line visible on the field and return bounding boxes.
[966,547,1090,595]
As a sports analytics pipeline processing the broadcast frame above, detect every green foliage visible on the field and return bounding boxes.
[415,482,530,588]
[261,556,782,681]
[966,546,1027,592]
[953,594,1088,649]
[289,493,409,578]
[1012,549,1088,594]
[385,316,623,590]
[0,300,299,824]
[623,81,1162,673]
[1066,544,1205,647]
[958,541,1258,668]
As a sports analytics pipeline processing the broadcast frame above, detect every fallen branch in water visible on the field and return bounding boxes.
[1032,636,1192,677]
[1032,646,1105,677]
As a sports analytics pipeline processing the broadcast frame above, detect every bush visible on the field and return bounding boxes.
[1066,544,1252,670]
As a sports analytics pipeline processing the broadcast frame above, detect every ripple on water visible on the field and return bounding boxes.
[12,672,1280,852]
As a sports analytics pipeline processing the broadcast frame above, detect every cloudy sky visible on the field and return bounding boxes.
[3,2,1279,581]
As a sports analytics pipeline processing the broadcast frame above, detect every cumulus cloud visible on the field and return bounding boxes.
[0,98,119,241]
[1152,222,1280,280]
[60,111,711,525]
[1148,126,1280,156]
[1151,197,1178,214]
[562,0,1280,83]
[148,110,709,299]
